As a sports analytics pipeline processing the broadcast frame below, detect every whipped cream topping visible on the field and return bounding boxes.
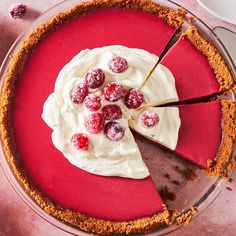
[141,64,179,106]
[42,45,180,179]
[54,45,158,91]
[129,107,181,150]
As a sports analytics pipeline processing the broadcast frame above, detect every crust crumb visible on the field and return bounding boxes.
[182,168,197,180]
[160,186,176,201]
[174,166,197,180]
[176,206,198,226]
[226,187,232,191]
[188,16,196,23]
[228,177,233,183]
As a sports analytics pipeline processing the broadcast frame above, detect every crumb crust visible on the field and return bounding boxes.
[207,100,236,178]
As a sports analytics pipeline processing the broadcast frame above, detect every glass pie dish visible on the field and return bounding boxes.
[0,0,235,235]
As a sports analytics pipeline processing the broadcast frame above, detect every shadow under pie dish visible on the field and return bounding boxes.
[0,0,236,235]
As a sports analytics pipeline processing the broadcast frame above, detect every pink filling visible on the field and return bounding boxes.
[160,37,220,102]
[10,9,176,221]
[175,101,222,169]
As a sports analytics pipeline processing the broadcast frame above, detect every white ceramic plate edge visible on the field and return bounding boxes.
[197,0,236,25]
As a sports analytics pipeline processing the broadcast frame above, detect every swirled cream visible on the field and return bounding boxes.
[42,45,180,179]
[141,64,179,106]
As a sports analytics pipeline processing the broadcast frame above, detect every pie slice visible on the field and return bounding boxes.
[141,27,235,105]
[130,100,235,173]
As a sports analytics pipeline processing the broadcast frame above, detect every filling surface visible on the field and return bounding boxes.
[175,101,222,169]
[10,8,178,221]
[160,37,220,101]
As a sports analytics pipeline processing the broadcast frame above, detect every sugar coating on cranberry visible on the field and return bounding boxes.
[70,83,88,104]
[140,110,159,128]
[102,105,122,120]
[125,89,144,109]
[85,113,104,134]
[108,56,128,73]
[70,133,89,151]
[103,82,127,102]
[8,3,27,19]
[85,68,105,89]
[104,121,125,141]
[84,94,101,111]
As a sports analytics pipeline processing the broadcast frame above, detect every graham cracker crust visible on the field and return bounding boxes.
[183,26,235,93]
[207,100,236,178]
[176,206,198,226]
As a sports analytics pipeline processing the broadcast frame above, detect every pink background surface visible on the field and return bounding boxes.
[0,1,236,235]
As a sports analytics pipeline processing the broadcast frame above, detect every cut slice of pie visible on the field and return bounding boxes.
[130,100,236,174]
[141,27,235,105]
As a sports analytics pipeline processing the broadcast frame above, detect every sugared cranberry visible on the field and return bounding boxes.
[102,105,122,120]
[70,133,89,151]
[85,113,104,134]
[140,110,159,128]
[85,68,105,89]
[125,89,144,109]
[103,82,127,102]
[8,3,27,19]
[108,56,128,73]
[104,121,125,141]
[70,83,88,104]
[84,94,101,111]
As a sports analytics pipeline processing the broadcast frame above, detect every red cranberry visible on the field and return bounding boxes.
[103,82,127,102]
[85,113,104,134]
[125,89,144,109]
[104,121,125,141]
[102,105,122,120]
[70,83,88,104]
[108,56,128,73]
[70,133,89,151]
[84,94,101,111]
[9,3,27,19]
[85,68,105,89]
[140,110,159,128]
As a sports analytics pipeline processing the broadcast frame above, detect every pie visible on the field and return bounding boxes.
[0,0,235,235]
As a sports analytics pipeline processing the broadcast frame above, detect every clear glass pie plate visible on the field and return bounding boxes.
[0,0,235,235]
